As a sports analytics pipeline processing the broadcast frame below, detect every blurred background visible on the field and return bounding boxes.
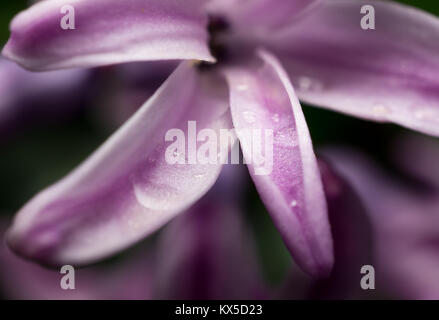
[1,0,439,300]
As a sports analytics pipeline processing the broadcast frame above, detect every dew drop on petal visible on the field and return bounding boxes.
[274,128,298,147]
[413,107,437,120]
[242,111,256,123]
[372,103,391,116]
[290,200,298,207]
[193,173,206,179]
[297,76,323,92]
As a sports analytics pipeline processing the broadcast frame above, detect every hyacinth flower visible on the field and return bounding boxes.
[3,0,439,278]
[322,138,439,299]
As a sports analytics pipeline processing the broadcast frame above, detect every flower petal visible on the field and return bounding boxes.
[2,0,214,70]
[223,50,333,277]
[269,0,439,136]
[6,62,233,266]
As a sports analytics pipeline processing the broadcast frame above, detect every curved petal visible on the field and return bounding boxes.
[6,62,233,266]
[269,0,439,136]
[223,50,333,277]
[2,0,214,70]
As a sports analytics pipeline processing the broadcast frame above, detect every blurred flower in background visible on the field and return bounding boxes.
[322,135,439,300]
[1,0,439,300]
[0,57,90,140]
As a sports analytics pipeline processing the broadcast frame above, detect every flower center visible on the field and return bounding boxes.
[198,15,230,70]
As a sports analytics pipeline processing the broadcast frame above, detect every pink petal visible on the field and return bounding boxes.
[223,50,333,277]
[6,62,233,266]
[2,0,214,70]
[269,0,439,136]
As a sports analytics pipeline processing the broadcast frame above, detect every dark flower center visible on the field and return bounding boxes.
[198,15,230,70]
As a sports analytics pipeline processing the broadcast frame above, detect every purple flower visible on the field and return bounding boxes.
[3,0,439,278]
[322,138,439,299]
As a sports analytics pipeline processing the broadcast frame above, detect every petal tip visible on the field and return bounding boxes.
[297,239,334,278]
[311,253,334,279]
[4,215,60,268]
[4,223,29,263]
[1,41,39,72]
[1,42,14,62]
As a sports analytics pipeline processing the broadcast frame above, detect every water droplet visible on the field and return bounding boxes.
[297,76,323,92]
[272,113,280,123]
[274,128,297,147]
[193,173,206,179]
[414,107,436,120]
[127,219,140,229]
[415,110,426,119]
[399,61,410,72]
[372,104,391,116]
[290,200,298,207]
[242,111,256,123]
